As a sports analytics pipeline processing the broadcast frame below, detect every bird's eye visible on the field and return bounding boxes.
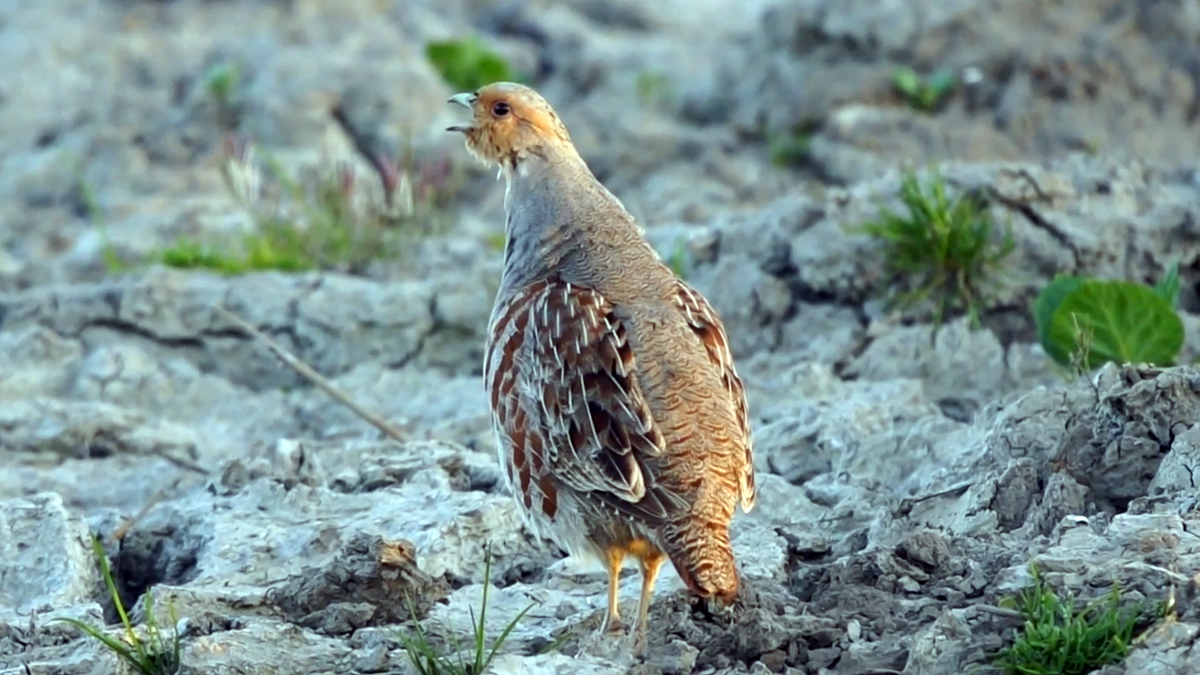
[492,101,510,117]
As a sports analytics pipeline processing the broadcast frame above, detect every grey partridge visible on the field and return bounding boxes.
[447,82,757,649]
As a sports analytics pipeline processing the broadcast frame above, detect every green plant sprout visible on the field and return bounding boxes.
[993,565,1162,675]
[1032,261,1184,372]
[635,71,675,108]
[54,535,181,675]
[201,60,242,129]
[666,237,690,280]
[425,38,516,92]
[399,544,536,675]
[893,67,957,112]
[769,133,811,168]
[768,119,820,168]
[202,61,239,107]
[484,231,507,253]
[857,169,1015,328]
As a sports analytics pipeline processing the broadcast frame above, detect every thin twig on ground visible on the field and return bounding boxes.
[149,448,210,476]
[976,604,1024,620]
[212,303,409,442]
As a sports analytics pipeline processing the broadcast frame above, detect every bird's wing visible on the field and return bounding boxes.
[672,279,757,513]
[486,277,683,525]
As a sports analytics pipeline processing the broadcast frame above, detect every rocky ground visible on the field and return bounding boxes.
[3,0,1200,674]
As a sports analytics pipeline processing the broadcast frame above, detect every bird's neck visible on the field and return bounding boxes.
[496,146,666,300]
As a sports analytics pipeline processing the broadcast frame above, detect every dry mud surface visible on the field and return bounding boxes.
[3,1,1200,674]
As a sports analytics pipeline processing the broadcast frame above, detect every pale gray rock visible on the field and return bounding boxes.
[721,0,1200,180]
[751,362,963,498]
[1149,423,1200,499]
[0,493,100,615]
[843,316,1059,422]
[1120,621,1200,675]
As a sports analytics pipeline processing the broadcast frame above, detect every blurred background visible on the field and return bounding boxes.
[5,0,1199,290]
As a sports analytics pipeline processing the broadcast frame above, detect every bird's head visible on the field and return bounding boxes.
[446,82,573,172]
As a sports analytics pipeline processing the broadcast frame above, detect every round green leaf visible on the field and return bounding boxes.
[1033,275,1085,367]
[1047,280,1184,370]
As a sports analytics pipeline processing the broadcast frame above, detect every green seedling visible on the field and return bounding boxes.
[769,119,820,168]
[201,60,242,128]
[666,237,690,280]
[893,67,956,112]
[54,535,181,675]
[769,133,811,168]
[1153,259,1182,307]
[484,231,507,252]
[635,71,674,107]
[856,169,1015,327]
[203,61,239,107]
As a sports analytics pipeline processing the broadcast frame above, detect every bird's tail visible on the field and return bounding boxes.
[662,518,740,603]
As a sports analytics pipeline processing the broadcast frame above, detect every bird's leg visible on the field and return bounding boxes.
[598,547,625,635]
[630,551,667,655]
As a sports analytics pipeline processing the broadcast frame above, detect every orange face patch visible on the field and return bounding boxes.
[447,83,571,167]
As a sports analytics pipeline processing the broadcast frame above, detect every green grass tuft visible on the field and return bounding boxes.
[994,566,1162,675]
[856,169,1015,328]
[54,535,181,675]
[399,544,536,675]
[426,38,516,92]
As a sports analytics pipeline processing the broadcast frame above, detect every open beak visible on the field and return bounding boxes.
[446,92,477,132]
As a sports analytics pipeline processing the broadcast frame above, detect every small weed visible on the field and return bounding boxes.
[203,61,239,107]
[635,71,674,108]
[426,38,515,92]
[142,137,456,276]
[993,565,1161,675]
[1032,262,1184,372]
[72,173,128,274]
[399,544,536,675]
[769,120,819,168]
[1153,259,1182,307]
[769,133,811,168]
[856,169,1015,327]
[54,535,181,675]
[201,60,242,128]
[1065,312,1095,381]
[893,67,956,112]
[666,237,689,280]
[484,231,506,253]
